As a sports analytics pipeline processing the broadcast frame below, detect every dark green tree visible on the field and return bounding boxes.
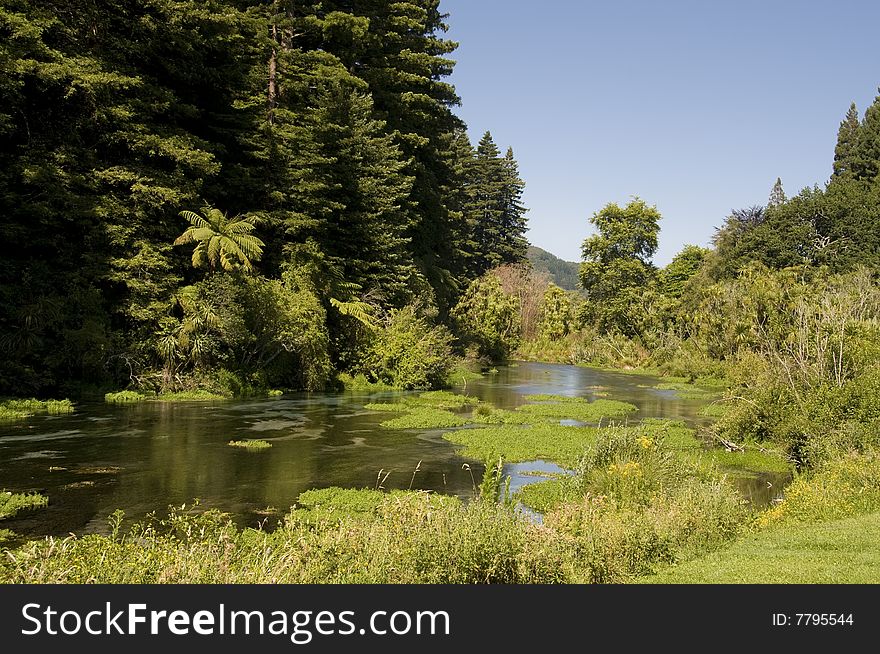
[660,245,710,300]
[463,132,529,277]
[579,198,660,334]
[853,91,880,182]
[833,103,860,179]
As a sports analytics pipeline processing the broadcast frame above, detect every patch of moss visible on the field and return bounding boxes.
[228,439,272,450]
[363,402,408,412]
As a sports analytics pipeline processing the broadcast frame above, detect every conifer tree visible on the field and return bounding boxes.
[853,91,880,182]
[768,178,786,207]
[833,103,860,179]
[500,147,530,263]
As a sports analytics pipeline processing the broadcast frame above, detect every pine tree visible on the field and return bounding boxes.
[500,147,529,263]
[833,103,860,179]
[853,91,880,182]
[768,178,786,207]
[466,132,507,276]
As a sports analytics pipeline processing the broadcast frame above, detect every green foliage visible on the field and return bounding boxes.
[0,398,73,420]
[0,498,568,584]
[157,390,230,402]
[0,0,524,396]
[645,511,880,584]
[537,284,574,340]
[104,391,152,403]
[379,408,468,430]
[579,198,661,336]
[659,245,709,300]
[514,397,637,423]
[756,452,880,527]
[0,491,48,520]
[158,274,331,392]
[360,304,454,390]
[228,440,272,450]
[452,272,521,362]
[526,246,581,291]
[174,207,264,273]
[462,133,529,277]
[444,423,601,469]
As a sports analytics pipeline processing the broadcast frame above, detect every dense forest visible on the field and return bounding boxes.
[2,2,880,587]
[0,0,528,397]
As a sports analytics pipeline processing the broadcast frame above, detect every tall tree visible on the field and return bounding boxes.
[579,198,660,334]
[768,177,786,207]
[852,91,880,182]
[463,132,529,277]
[500,147,529,262]
[833,103,860,179]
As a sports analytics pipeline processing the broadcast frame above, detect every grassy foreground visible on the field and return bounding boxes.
[644,511,880,583]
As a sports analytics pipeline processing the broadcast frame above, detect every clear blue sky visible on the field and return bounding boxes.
[442,0,880,266]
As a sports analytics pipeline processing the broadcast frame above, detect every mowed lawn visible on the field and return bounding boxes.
[644,512,880,584]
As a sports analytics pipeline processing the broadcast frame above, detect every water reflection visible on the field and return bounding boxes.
[0,362,767,539]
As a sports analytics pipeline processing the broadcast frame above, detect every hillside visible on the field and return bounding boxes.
[527,246,581,290]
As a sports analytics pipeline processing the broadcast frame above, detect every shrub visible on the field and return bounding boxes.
[361,304,454,390]
[452,272,521,363]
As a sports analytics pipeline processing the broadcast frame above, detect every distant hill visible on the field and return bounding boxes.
[526,246,581,291]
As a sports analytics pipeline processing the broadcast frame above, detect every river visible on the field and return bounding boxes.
[0,362,782,540]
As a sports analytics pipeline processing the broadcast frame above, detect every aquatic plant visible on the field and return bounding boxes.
[228,440,272,450]
[0,491,49,520]
[105,390,152,403]
[0,398,74,420]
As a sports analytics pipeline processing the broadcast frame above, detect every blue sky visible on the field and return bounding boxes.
[441,0,880,266]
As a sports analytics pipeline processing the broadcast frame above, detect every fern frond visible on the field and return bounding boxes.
[330,298,378,330]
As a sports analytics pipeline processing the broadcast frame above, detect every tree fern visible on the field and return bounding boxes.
[174,207,265,272]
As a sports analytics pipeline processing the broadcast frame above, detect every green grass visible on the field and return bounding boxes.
[105,390,152,403]
[755,451,880,527]
[470,405,527,425]
[517,478,577,513]
[228,439,272,450]
[702,447,792,475]
[0,497,570,584]
[0,398,74,420]
[0,491,49,520]
[645,511,880,583]
[380,408,468,430]
[0,529,15,544]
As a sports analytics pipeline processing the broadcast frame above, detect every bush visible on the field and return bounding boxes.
[360,304,454,390]
[452,272,521,363]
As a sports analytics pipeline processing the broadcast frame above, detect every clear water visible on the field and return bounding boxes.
[0,362,783,539]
